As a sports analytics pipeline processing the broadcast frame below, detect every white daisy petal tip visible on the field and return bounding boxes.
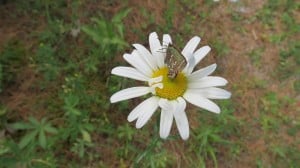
[127,109,140,122]
[149,32,158,39]
[135,123,143,129]
[111,66,150,81]
[183,91,222,114]
[132,43,158,70]
[127,116,134,122]
[224,79,228,85]
[193,45,212,66]
[149,32,161,51]
[134,97,159,128]
[213,107,221,114]
[191,36,201,46]
[159,131,170,139]
[111,67,117,74]
[208,105,221,114]
[110,97,116,103]
[181,132,190,141]
[182,36,201,60]
[204,45,211,51]
[162,34,172,45]
[132,43,138,47]
[127,96,159,125]
[188,63,217,81]
[194,36,201,42]
[212,63,217,68]
[226,91,232,99]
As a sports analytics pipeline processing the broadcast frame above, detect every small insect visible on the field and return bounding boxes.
[165,44,187,79]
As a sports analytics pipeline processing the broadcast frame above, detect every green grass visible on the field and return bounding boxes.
[248,47,264,67]
[277,41,300,80]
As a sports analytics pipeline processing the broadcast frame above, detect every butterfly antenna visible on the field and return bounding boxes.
[153,36,172,53]
[157,47,167,53]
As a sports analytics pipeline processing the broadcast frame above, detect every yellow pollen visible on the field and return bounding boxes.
[151,67,187,100]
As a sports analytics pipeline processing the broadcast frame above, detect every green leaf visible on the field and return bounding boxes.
[208,146,217,167]
[273,147,286,158]
[28,117,40,126]
[44,123,58,134]
[0,144,10,156]
[112,9,131,23]
[65,95,79,107]
[19,130,38,149]
[110,37,128,46]
[41,117,47,125]
[81,26,102,44]
[91,18,107,31]
[83,123,94,131]
[68,107,81,116]
[10,122,34,130]
[39,130,47,149]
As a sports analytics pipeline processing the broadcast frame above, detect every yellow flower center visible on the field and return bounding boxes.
[151,67,187,100]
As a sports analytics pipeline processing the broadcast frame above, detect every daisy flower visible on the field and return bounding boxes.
[110,32,231,140]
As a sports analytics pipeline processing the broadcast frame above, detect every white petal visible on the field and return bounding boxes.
[148,76,163,85]
[190,87,231,99]
[193,46,211,66]
[181,36,201,59]
[111,66,150,81]
[185,45,211,73]
[127,96,159,122]
[182,52,196,74]
[188,76,228,89]
[155,52,165,68]
[183,91,220,113]
[135,97,159,128]
[159,109,173,139]
[173,98,189,140]
[162,34,172,47]
[149,83,163,94]
[149,32,162,54]
[153,34,172,68]
[176,97,187,112]
[188,64,217,81]
[124,51,152,76]
[149,32,165,68]
[110,87,150,103]
[133,44,158,70]
[158,98,173,111]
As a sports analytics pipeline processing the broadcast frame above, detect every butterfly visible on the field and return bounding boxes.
[164,44,187,79]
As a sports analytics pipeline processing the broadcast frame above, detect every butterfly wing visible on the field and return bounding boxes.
[166,45,187,79]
